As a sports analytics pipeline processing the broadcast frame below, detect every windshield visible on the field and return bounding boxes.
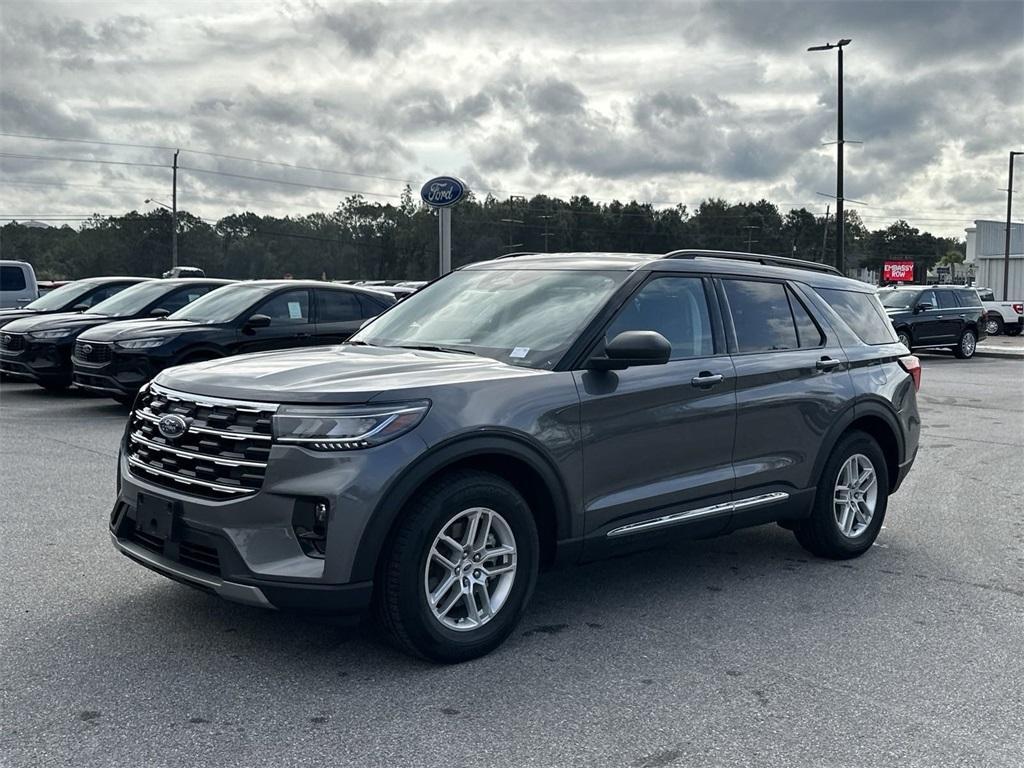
[86,281,178,318]
[24,280,99,311]
[352,268,628,369]
[169,284,272,324]
[878,289,918,309]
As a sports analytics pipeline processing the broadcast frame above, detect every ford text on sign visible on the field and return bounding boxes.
[420,177,467,208]
[883,261,914,282]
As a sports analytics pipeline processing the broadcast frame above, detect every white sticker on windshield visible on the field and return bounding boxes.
[287,301,303,319]
[510,346,529,359]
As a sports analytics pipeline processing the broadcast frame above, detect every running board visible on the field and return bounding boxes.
[606,492,790,538]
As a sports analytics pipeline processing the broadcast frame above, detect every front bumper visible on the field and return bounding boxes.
[73,349,161,396]
[0,339,72,382]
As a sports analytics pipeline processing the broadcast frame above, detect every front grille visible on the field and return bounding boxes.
[126,383,278,500]
[0,332,26,354]
[74,340,113,365]
[126,527,222,576]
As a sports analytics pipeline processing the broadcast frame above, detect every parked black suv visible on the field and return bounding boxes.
[878,284,986,358]
[0,279,229,391]
[110,250,921,662]
[0,276,147,330]
[74,280,395,401]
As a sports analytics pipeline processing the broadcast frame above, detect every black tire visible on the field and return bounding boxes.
[984,315,1003,336]
[896,329,912,349]
[39,379,71,392]
[953,328,977,359]
[793,431,889,559]
[1006,326,1022,337]
[112,393,135,406]
[375,469,539,663]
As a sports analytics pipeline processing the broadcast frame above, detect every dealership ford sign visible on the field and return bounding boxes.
[420,176,467,208]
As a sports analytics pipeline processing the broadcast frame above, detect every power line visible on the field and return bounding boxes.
[0,152,167,170]
[177,165,403,199]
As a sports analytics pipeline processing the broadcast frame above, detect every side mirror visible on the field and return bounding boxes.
[914,302,932,313]
[150,308,170,318]
[244,313,272,330]
[72,303,90,311]
[588,330,671,370]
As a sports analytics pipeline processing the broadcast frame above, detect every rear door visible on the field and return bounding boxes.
[234,288,313,354]
[931,289,962,343]
[575,274,737,542]
[720,277,855,525]
[312,288,367,344]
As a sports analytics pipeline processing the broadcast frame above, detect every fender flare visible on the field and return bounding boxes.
[349,431,574,583]
[809,397,905,492]
[172,345,227,366]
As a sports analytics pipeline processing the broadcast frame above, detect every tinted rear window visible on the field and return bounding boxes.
[815,288,897,345]
[954,289,982,308]
[1,265,27,291]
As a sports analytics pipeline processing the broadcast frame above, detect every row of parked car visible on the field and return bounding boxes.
[0,276,399,402]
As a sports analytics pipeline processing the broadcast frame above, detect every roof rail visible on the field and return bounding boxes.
[494,251,539,260]
[663,249,843,276]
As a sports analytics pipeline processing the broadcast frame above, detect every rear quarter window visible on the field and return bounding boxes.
[814,288,897,345]
[954,289,982,308]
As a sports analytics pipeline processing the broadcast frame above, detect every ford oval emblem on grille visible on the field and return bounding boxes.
[157,414,189,440]
[81,344,93,355]
[1,335,10,345]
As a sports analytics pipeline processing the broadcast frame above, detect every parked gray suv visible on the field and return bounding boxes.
[110,250,921,662]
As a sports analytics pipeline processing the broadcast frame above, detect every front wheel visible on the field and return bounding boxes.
[794,431,889,559]
[953,328,977,359]
[896,330,912,350]
[984,315,1003,336]
[375,470,539,663]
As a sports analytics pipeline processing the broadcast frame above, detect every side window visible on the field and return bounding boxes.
[605,276,713,359]
[156,286,212,314]
[79,284,128,307]
[256,289,310,325]
[978,290,995,302]
[723,279,798,352]
[357,294,389,317]
[953,289,981,308]
[917,290,937,309]
[316,290,362,323]
[789,290,825,348]
[814,288,897,345]
[935,290,958,309]
[0,266,28,291]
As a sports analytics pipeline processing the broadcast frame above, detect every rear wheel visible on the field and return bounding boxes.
[984,315,1003,336]
[896,329,912,349]
[953,328,977,359]
[794,431,889,559]
[1006,325,1022,337]
[375,470,539,663]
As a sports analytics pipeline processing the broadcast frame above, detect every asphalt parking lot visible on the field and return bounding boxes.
[1,355,1022,768]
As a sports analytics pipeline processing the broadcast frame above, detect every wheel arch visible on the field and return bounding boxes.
[173,345,226,365]
[812,400,904,494]
[351,433,574,583]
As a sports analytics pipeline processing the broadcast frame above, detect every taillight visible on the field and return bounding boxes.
[1012,303,1023,315]
[898,355,921,392]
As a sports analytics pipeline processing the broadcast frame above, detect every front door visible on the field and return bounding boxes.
[575,275,736,544]
[235,288,313,354]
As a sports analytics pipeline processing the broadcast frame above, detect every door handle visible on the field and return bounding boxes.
[691,372,724,387]
[936,315,945,319]
[816,357,841,371]
[295,332,312,338]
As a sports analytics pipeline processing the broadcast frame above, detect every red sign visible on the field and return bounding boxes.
[883,261,914,282]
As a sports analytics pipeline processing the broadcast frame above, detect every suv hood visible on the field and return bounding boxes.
[1,311,113,335]
[156,344,546,403]
[78,318,204,342]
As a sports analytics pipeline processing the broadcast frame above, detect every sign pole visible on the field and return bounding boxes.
[439,207,452,276]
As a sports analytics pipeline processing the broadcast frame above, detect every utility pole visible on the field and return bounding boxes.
[820,205,830,263]
[1003,151,1022,301]
[171,149,179,270]
[743,225,759,251]
[540,214,554,252]
[500,195,525,252]
[808,38,851,274]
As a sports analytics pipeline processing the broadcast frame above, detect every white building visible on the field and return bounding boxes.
[965,219,1024,298]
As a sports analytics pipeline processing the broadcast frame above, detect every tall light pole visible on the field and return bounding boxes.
[808,38,851,274]
[1003,151,1023,300]
[171,149,179,270]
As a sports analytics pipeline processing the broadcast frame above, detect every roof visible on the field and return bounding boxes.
[465,249,865,290]
[242,279,396,297]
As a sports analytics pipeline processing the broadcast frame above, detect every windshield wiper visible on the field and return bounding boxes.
[391,344,477,356]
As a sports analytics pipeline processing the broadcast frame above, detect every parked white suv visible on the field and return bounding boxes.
[0,260,38,309]
[976,288,1023,336]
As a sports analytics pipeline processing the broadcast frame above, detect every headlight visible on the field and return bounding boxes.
[30,328,73,339]
[273,401,429,451]
[115,337,167,350]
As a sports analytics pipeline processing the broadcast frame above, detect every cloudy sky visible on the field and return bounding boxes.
[1,0,1021,237]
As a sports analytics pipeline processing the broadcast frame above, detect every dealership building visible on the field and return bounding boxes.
[965,219,1024,298]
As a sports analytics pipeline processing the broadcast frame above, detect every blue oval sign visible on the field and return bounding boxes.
[420,176,467,208]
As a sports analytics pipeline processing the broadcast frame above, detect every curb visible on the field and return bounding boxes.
[975,348,1024,360]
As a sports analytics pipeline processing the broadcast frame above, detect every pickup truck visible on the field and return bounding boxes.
[976,288,1023,336]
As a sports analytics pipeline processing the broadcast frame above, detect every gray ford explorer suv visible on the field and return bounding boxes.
[110,250,921,662]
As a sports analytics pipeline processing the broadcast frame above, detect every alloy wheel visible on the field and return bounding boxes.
[961,332,976,357]
[985,318,1000,335]
[423,507,517,632]
[833,453,878,538]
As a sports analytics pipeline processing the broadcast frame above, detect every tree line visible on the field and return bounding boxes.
[1,187,963,282]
